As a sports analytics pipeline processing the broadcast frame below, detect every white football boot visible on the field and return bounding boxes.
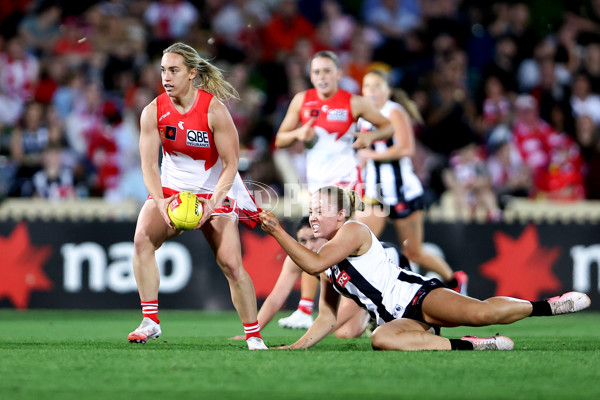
[461,334,514,350]
[547,292,591,315]
[247,336,268,350]
[277,310,313,329]
[128,317,161,343]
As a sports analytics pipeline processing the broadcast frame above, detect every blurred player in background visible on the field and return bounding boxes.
[274,50,393,329]
[259,186,591,351]
[128,42,267,350]
[355,69,468,292]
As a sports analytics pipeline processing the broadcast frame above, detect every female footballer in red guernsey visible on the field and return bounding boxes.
[127,42,267,350]
[273,50,394,334]
[275,50,393,194]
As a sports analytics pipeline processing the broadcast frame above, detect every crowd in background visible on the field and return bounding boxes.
[1,0,600,220]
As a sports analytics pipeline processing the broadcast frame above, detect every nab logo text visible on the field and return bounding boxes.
[187,130,210,147]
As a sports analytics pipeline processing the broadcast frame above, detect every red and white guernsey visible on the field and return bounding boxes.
[299,89,361,193]
[156,90,259,228]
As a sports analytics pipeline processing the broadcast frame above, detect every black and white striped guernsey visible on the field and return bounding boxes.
[357,100,424,205]
[324,221,433,326]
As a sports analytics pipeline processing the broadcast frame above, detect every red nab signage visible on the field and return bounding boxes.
[0,223,52,309]
[240,230,288,298]
[479,225,562,300]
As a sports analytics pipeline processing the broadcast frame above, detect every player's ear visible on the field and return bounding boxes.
[189,67,197,81]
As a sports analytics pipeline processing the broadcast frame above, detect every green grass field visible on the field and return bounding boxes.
[1,310,599,400]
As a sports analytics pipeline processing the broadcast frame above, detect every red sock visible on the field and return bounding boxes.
[243,321,262,340]
[141,300,159,324]
[298,297,313,315]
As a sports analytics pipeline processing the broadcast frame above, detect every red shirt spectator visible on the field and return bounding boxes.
[534,131,586,200]
[512,95,555,170]
[0,36,38,101]
[0,36,39,125]
[512,95,585,199]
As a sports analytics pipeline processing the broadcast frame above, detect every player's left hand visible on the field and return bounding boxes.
[157,195,178,229]
[194,197,215,230]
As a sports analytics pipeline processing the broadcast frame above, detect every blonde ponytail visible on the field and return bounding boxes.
[393,89,423,125]
[344,188,365,217]
[317,186,364,219]
[163,42,240,102]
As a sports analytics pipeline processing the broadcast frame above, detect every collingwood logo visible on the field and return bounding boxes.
[187,129,210,147]
[327,109,348,121]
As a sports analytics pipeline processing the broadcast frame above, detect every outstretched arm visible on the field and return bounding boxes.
[351,95,393,149]
[257,256,304,329]
[199,98,240,228]
[287,274,340,349]
[259,211,368,274]
[357,107,415,163]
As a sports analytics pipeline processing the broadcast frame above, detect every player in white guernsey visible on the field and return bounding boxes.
[128,43,267,350]
[355,70,467,293]
[230,217,405,340]
[273,51,394,330]
[259,186,590,351]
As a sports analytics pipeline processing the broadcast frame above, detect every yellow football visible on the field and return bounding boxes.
[167,192,203,230]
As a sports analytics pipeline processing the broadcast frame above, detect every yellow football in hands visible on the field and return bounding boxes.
[167,192,203,230]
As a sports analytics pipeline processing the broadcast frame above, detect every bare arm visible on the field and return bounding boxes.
[357,107,415,163]
[139,101,176,228]
[351,95,393,149]
[199,98,240,227]
[259,211,370,274]
[274,92,316,148]
[288,273,340,349]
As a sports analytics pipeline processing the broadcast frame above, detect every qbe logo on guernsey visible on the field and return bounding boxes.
[327,109,348,121]
[186,129,210,147]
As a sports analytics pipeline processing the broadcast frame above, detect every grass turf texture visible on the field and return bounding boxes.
[1,310,599,400]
